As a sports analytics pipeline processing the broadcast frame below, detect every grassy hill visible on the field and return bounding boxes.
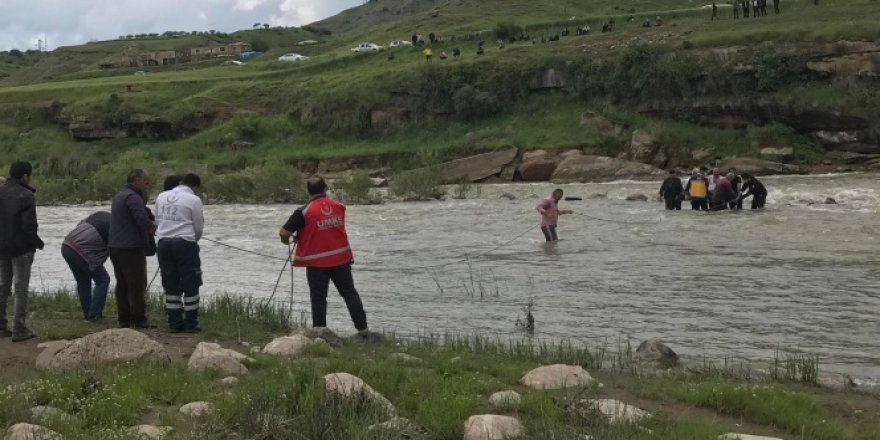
[0,0,878,203]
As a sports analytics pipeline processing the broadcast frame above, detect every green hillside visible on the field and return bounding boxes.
[0,0,878,203]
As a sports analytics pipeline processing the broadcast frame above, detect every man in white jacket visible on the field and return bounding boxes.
[155,173,204,333]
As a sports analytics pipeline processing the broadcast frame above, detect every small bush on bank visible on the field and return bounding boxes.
[453,84,499,122]
[334,171,380,205]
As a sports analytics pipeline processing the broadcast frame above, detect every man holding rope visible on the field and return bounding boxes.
[536,188,573,242]
[279,176,369,335]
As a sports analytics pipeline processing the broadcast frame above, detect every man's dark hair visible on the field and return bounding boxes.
[181,173,201,189]
[668,169,677,175]
[127,169,148,184]
[307,176,328,196]
[9,161,32,179]
[741,173,754,180]
[163,175,182,191]
[552,188,564,196]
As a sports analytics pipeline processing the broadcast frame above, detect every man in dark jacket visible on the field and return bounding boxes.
[739,173,768,209]
[62,211,111,321]
[728,168,743,210]
[109,169,157,329]
[0,161,44,341]
[658,170,684,210]
[710,174,736,211]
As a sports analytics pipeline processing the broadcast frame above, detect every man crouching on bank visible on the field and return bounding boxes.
[279,176,369,335]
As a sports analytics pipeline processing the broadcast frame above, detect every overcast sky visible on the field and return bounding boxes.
[0,0,362,51]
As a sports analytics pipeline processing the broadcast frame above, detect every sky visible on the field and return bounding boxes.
[0,0,363,51]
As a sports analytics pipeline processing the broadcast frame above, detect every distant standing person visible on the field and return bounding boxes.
[62,211,111,321]
[685,168,710,211]
[738,173,768,209]
[0,161,43,342]
[773,0,780,13]
[279,177,370,334]
[536,188,573,242]
[733,0,740,18]
[109,169,157,329]
[728,168,743,210]
[659,170,684,211]
[711,2,720,20]
[424,47,433,62]
[156,174,204,333]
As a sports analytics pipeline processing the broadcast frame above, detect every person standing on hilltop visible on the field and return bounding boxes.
[62,211,111,321]
[156,173,204,333]
[773,0,781,13]
[0,161,44,342]
[109,169,157,329]
[711,2,720,20]
[733,0,740,19]
[424,47,433,62]
[279,176,370,335]
[536,189,573,242]
[659,170,685,211]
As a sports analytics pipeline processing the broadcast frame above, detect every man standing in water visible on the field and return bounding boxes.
[536,188,573,242]
[279,177,369,334]
[659,170,684,210]
[685,169,710,210]
[738,173,768,209]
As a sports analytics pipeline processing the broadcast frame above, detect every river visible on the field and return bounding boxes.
[32,173,880,383]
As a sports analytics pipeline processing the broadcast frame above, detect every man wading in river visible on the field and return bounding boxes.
[279,177,369,335]
[536,188,573,242]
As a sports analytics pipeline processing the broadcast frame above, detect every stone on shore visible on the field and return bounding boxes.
[521,364,597,390]
[30,406,72,424]
[368,417,429,440]
[128,425,172,440]
[262,334,314,358]
[463,415,525,440]
[36,329,170,372]
[219,377,240,386]
[5,423,62,440]
[291,327,345,347]
[551,153,664,183]
[569,399,651,423]
[187,342,252,376]
[179,402,213,418]
[389,353,424,365]
[489,390,522,409]
[719,434,784,440]
[635,339,679,370]
[323,372,396,416]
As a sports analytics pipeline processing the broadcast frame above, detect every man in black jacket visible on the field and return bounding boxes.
[738,173,768,209]
[0,161,44,342]
[109,169,157,329]
[658,170,684,210]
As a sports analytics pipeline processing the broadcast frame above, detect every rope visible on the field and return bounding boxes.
[572,212,660,225]
[202,237,287,261]
[266,243,296,303]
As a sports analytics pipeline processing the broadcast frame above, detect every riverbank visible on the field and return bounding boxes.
[1,291,878,439]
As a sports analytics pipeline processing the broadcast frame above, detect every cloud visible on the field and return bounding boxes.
[0,0,361,51]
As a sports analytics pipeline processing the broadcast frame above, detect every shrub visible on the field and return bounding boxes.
[493,22,523,40]
[250,39,270,52]
[453,85,499,121]
[752,53,808,92]
[334,171,379,205]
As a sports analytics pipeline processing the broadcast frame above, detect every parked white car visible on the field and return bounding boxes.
[297,40,319,46]
[351,42,384,53]
[389,40,413,48]
[277,53,310,62]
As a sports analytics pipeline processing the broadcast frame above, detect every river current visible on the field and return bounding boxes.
[33,173,880,381]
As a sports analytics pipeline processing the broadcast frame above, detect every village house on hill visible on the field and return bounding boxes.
[99,42,252,69]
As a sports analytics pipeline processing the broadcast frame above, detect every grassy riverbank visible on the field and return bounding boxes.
[1,291,878,439]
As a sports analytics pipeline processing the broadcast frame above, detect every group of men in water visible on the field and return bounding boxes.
[660,167,768,211]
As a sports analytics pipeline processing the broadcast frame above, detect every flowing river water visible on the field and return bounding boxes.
[33,173,880,383]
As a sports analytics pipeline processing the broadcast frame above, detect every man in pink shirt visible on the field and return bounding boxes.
[536,188,572,242]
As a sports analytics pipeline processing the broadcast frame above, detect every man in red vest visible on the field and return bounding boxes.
[279,176,368,333]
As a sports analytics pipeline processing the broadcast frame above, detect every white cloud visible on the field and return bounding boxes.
[0,0,361,51]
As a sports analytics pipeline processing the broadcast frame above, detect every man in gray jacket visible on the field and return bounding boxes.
[0,161,44,342]
[109,169,157,329]
[62,211,111,321]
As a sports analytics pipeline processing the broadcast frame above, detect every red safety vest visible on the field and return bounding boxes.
[293,196,354,268]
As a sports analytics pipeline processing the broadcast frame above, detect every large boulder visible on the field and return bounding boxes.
[262,334,314,358]
[516,150,558,181]
[629,130,660,163]
[436,147,519,183]
[521,364,597,390]
[36,329,170,372]
[635,339,679,370]
[5,423,62,440]
[760,147,795,161]
[811,130,860,146]
[463,415,525,440]
[568,399,651,423]
[187,342,252,376]
[829,151,880,164]
[551,154,664,183]
[832,143,880,155]
[806,52,880,77]
[580,112,623,135]
[716,158,804,176]
[323,373,396,416]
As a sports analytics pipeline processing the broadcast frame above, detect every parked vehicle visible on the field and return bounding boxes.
[239,51,264,60]
[277,53,310,62]
[351,42,384,53]
[389,40,413,48]
[221,60,245,66]
[297,40,319,46]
